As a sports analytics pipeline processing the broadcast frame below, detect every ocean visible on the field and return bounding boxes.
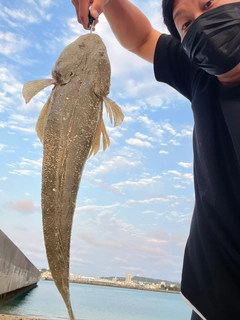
[0,280,192,320]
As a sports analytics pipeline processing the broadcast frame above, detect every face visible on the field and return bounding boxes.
[173,0,240,40]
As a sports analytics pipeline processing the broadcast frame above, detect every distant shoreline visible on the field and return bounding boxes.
[0,314,47,320]
[42,278,180,294]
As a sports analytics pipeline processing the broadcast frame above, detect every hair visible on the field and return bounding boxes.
[162,0,181,40]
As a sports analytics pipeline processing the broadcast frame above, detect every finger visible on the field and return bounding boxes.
[75,0,91,29]
[90,0,105,19]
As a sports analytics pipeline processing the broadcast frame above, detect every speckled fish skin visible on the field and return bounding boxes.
[22,33,124,320]
[42,34,110,320]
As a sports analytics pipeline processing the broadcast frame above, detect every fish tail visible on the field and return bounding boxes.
[67,303,75,320]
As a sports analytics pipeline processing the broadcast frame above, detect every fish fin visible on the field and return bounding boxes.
[103,96,124,127]
[22,79,54,104]
[101,117,111,151]
[88,103,110,158]
[35,93,52,143]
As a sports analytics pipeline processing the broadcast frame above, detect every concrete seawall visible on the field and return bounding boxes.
[0,229,40,304]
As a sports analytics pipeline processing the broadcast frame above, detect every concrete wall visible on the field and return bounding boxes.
[0,229,40,302]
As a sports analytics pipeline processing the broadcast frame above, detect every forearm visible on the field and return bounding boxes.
[104,0,159,55]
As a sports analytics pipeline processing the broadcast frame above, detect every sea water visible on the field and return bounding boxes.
[0,280,192,320]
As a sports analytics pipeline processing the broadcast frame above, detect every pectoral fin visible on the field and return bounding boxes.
[35,93,52,143]
[103,96,124,127]
[88,103,110,158]
[22,79,54,104]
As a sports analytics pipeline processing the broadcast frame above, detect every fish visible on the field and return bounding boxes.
[22,33,124,320]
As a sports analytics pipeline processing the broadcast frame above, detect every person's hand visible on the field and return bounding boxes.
[71,0,109,29]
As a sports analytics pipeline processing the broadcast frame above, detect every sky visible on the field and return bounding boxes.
[0,0,195,282]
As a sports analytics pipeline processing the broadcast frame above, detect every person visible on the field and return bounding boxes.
[71,0,240,319]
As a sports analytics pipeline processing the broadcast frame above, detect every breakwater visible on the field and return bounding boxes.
[0,230,40,304]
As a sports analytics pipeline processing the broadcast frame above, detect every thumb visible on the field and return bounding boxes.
[90,0,106,19]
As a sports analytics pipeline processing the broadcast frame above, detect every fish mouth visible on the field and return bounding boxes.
[52,69,74,86]
[51,70,64,85]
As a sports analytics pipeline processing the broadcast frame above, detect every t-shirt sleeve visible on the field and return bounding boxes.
[154,34,195,101]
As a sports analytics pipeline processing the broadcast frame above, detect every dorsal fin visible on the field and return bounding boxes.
[103,96,124,127]
[22,79,54,104]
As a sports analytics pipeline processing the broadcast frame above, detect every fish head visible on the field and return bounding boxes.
[51,37,83,86]
[52,34,111,96]
[80,34,111,97]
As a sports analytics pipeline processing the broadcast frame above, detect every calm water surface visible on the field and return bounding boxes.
[0,280,192,320]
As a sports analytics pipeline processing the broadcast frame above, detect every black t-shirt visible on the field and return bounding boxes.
[154,34,240,320]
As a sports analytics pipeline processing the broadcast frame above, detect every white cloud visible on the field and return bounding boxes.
[135,132,149,140]
[174,185,185,189]
[177,128,193,137]
[0,1,53,27]
[9,114,37,125]
[8,125,35,134]
[9,169,40,176]
[19,157,42,169]
[126,138,153,148]
[182,173,194,183]
[169,139,181,146]
[178,162,192,168]
[0,144,7,151]
[159,150,168,154]
[112,176,161,189]
[127,197,170,205]
[75,203,120,216]
[8,157,42,176]
[88,155,140,176]
[168,170,181,176]
[39,0,53,7]
[0,32,30,56]
[138,116,164,139]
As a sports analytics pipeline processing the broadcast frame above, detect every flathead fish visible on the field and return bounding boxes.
[22,33,124,320]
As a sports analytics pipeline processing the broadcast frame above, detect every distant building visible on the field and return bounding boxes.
[69,274,79,281]
[41,271,53,280]
[125,273,132,283]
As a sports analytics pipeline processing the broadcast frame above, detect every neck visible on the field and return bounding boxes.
[217,63,240,87]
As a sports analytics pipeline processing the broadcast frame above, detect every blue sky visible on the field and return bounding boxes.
[0,0,194,282]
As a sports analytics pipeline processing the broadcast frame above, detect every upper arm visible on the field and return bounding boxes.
[130,29,162,64]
